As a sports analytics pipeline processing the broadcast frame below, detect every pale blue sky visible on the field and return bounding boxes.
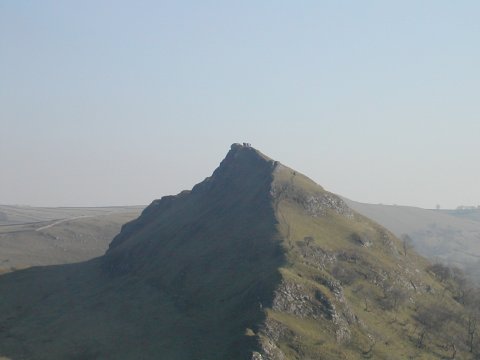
[1,1,479,208]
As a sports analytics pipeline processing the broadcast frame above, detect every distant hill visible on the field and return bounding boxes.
[0,145,477,359]
[0,205,142,226]
[0,206,143,273]
[343,199,480,269]
[446,208,480,223]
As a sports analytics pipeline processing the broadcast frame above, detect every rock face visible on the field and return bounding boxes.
[272,280,334,320]
[0,144,474,360]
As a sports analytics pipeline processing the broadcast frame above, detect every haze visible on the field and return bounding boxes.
[1,1,479,208]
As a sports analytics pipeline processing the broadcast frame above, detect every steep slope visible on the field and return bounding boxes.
[0,144,476,359]
[100,143,285,359]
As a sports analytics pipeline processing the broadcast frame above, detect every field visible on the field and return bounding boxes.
[0,205,143,273]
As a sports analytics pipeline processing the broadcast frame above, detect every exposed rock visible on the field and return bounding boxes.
[296,243,336,270]
[350,232,372,247]
[271,278,354,344]
[378,228,400,256]
[272,280,333,320]
[332,309,351,343]
[254,319,289,360]
[304,193,354,219]
[255,336,286,360]
[251,352,263,360]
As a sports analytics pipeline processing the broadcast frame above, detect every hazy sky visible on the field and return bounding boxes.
[1,1,479,209]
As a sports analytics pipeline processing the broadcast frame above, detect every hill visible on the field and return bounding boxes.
[0,205,141,226]
[0,206,142,273]
[445,208,480,223]
[343,200,480,270]
[0,144,477,359]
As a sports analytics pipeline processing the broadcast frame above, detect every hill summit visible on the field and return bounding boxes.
[0,144,476,359]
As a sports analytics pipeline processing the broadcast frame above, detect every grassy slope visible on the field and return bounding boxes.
[257,163,472,359]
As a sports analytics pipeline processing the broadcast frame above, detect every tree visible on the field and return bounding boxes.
[353,284,371,312]
[467,314,477,353]
[331,264,358,285]
[427,263,451,282]
[414,302,461,355]
[380,281,407,313]
[463,287,480,354]
[401,234,414,256]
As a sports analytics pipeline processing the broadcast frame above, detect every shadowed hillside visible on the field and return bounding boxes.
[0,144,477,359]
